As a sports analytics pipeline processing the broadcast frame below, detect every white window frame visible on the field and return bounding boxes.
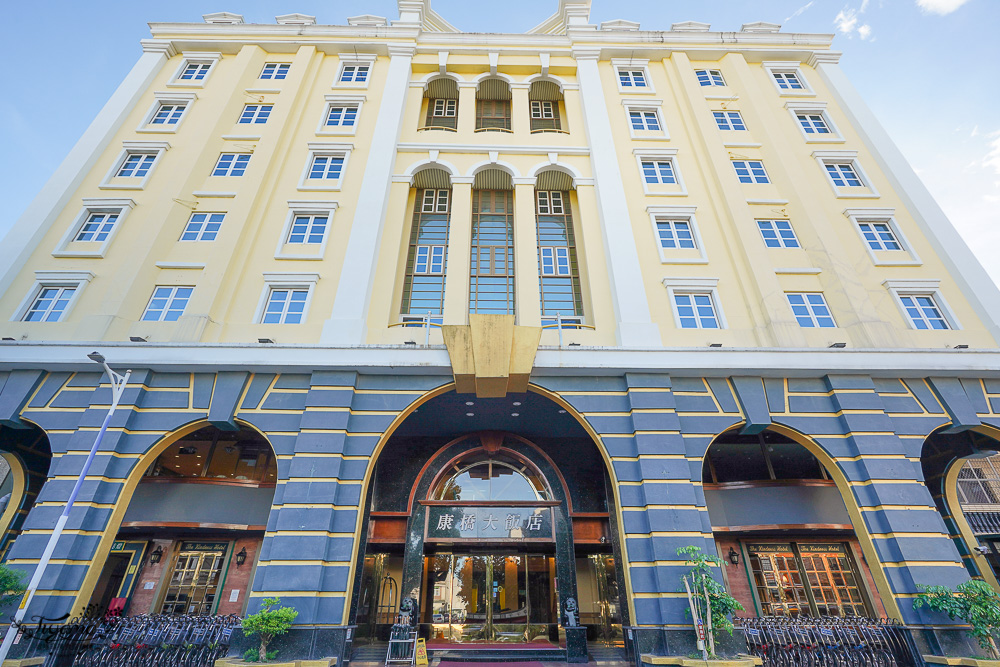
[254,273,320,324]
[99,141,170,190]
[883,279,961,331]
[140,285,195,322]
[712,109,747,131]
[813,151,879,198]
[785,292,837,328]
[784,101,842,143]
[298,143,353,191]
[168,52,222,88]
[11,270,94,323]
[414,245,448,275]
[843,208,921,266]
[316,94,365,136]
[238,103,274,125]
[137,92,197,134]
[647,206,707,264]
[633,148,687,196]
[180,211,226,242]
[661,277,726,329]
[763,62,814,97]
[530,100,554,120]
[622,100,667,140]
[334,54,377,88]
[259,63,292,80]
[211,152,252,177]
[275,201,339,260]
[612,58,654,93]
[694,69,727,87]
[52,198,136,258]
[731,158,770,185]
[755,219,801,249]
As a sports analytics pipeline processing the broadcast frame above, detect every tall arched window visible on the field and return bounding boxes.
[476,78,512,132]
[434,453,550,502]
[422,77,459,131]
[401,168,452,324]
[471,169,514,314]
[528,80,564,133]
[536,170,584,327]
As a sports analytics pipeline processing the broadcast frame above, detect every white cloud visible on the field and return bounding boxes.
[916,0,972,15]
[834,5,874,40]
[857,24,873,39]
[785,1,814,22]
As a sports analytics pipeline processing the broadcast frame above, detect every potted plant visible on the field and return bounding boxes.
[639,546,757,667]
[914,579,1000,666]
[240,597,298,665]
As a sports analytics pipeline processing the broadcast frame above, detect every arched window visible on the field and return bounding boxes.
[535,170,583,328]
[528,80,564,133]
[435,454,550,502]
[423,77,459,131]
[401,168,452,325]
[476,78,512,132]
[471,169,515,314]
[703,429,827,483]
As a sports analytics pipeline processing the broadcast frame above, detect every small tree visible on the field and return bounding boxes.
[913,580,1000,659]
[677,546,744,649]
[0,564,25,610]
[242,597,298,663]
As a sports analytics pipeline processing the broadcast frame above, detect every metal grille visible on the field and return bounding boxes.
[740,617,918,667]
[536,191,583,323]
[470,190,514,315]
[401,189,450,319]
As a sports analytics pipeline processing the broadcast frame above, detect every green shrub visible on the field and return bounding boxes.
[0,564,25,609]
[913,579,1000,658]
[243,648,279,662]
[677,546,744,641]
[241,597,298,664]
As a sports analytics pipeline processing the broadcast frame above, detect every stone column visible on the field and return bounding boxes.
[513,180,542,327]
[442,180,473,324]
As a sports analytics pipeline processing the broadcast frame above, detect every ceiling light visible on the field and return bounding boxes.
[87,351,106,364]
[512,401,521,406]
[511,413,519,417]
[466,412,474,417]
[465,401,474,406]
[558,409,566,414]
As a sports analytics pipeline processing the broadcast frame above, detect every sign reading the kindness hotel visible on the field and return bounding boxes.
[425,506,553,541]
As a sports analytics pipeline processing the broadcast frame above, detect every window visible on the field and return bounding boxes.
[673,293,720,329]
[470,189,515,315]
[260,63,290,80]
[695,69,725,86]
[656,220,695,249]
[536,189,584,325]
[899,294,950,330]
[212,153,250,176]
[529,80,564,132]
[326,104,358,127]
[630,110,661,131]
[797,112,830,134]
[180,213,224,241]
[857,222,901,251]
[308,155,343,180]
[22,286,77,322]
[286,214,328,244]
[319,95,365,135]
[786,293,836,328]
[641,160,676,184]
[732,160,770,184]
[116,153,157,178]
[772,71,804,90]
[238,104,272,124]
[433,99,458,117]
[825,163,863,187]
[618,69,647,88]
[75,212,119,242]
[476,99,511,131]
[151,103,186,126]
[402,188,451,321]
[756,220,799,248]
[262,288,309,323]
[339,63,369,83]
[179,62,212,81]
[141,286,193,322]
[531,100,554,119]
[713,111,746,131]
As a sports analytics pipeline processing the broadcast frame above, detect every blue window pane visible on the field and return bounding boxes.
[261,63,289,79]
[180,63,211,80]
[826,163,862,187]
[213,154,250,176]
[76,213,119,242]
[309,156,344,180]
[117,154,156,178]
[239,105,272,124]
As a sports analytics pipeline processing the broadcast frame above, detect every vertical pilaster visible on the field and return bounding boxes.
[511,83,530,136]
[443,180,473,324]
[513,181,542,327]
[323,45,417,344]
[457,83,477,133]
[572,49,660,347]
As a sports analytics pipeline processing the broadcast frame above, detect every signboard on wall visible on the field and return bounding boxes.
[425,506,553,541]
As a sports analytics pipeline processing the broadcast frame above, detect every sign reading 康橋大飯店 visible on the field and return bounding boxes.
[425,506,553,541]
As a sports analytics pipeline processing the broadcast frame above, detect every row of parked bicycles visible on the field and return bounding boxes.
[15,612,241,667]
[738,616,917,667]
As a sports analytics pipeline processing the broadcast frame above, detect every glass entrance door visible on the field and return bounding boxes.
[424,553,555,643]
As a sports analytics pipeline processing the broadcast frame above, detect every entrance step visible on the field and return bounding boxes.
[587,644,627,662]
[351,642,389,662]
[432,647,567,663]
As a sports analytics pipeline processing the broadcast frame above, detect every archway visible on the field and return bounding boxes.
[83,420,277,616]
[921,426,1000,590]
[0,423,52,559]
[703,427,887,618]
[348,387,628,662]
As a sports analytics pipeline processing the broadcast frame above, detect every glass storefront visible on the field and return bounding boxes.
[160,542,228,614]
[746,542,869,617]
[423,553,556,643]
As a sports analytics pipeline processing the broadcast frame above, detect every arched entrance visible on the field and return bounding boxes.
[349,388,627,661]
[0,423,52,559]
[86,421,277,616]
[703,427,886,618]
[921,426,1000,590]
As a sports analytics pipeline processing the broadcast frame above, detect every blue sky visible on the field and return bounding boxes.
[3,0,998,282]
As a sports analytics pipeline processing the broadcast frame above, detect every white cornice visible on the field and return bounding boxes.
[3,343,1000,377]
[140,39,177,57]
[397,143,589,155]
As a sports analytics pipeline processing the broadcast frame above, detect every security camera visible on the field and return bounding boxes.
[974,546,990,556]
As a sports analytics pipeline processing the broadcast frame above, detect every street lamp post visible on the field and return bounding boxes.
[0,353,130,662]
